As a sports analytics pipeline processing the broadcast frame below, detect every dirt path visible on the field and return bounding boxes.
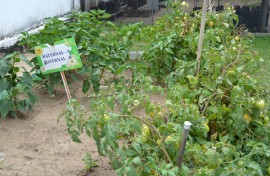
[0,82,116,176]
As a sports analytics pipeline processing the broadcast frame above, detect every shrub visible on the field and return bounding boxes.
[19,10,141,94]
[62,4,270,176]
[0,52,36,117]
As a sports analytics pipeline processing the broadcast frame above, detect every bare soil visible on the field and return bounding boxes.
[0,80,117,176]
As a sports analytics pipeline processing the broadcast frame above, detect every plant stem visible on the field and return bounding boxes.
[247,126,262,141]
[117,114,173,163]
[221,50,242,77]
[201,93,220,115]
[222,148,255,164]
[99,69,105,82]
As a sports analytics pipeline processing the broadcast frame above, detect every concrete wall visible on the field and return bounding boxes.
[0,0,81,39]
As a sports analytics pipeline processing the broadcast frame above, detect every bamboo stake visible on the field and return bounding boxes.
[195,0,208,77]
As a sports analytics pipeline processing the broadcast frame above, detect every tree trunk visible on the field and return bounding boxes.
[259,0,269,32]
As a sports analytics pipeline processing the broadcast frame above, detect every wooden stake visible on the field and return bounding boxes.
[60,71,72,102]
[195,0,208,77]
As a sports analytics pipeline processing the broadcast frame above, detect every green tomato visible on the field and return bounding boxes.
[138,135,147,143]
[264,116,269,124]
[238,161,244,166]
[260,112,264,119]
[133,100,140,107]
[255,100,266,109]
[208,21,214,27]
[102,114,110,122]
[174,16,180,21]
[142,125,150,136]
[165,135,174,144]
[171,2,177,8]
[181,1,187,6]
[156,139,161,146]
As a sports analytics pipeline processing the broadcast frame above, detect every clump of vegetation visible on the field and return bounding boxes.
[63,3,270,176]
[0,52,36,117]
[20,10,141,94]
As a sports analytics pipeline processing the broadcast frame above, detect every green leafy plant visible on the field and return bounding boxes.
[0,52,36,117]
[61,3,270,176]
[19,10,141,94]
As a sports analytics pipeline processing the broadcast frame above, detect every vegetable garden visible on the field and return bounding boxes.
[1,1,270,175]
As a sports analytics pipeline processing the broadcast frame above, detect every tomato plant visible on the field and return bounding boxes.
[60,4,270,176]
[0,52,36,117]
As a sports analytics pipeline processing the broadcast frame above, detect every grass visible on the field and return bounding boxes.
[252,36,270,87]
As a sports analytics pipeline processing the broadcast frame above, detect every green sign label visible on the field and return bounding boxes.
[35,38,83,74]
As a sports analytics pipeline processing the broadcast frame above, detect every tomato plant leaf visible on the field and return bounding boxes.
[0,91,13,117]
[0,79,10,92]
[0,59,12,78]
[19,54,33,68]
[82,80,91,93]
[165,48,174,54]
[247,162,263,176]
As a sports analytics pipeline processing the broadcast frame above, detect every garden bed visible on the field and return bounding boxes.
[0,1,269,175]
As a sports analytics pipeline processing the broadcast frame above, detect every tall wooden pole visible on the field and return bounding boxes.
[195,0,208,77]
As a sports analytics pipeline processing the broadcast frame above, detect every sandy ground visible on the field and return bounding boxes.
[0,53,162,176]
[0,79,117,176]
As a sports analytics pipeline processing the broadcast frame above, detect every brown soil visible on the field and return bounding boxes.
[0,80,117,176]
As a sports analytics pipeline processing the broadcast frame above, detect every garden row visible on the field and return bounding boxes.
[0,10,139,118]
[1,3,270,175]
